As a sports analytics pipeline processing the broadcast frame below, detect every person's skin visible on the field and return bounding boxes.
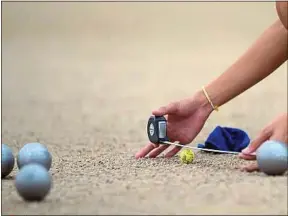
[135,2,288,171]
[239,2,288,172]
[276,2,288,30]
[239,113,287,172]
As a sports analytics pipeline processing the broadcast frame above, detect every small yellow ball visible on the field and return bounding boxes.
[179,149,195,164]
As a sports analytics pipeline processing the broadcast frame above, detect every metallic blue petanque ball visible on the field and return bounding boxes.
[17,142,52,170]
[1,144,15,178]
[256,140,288,176]
[15,164,52,201]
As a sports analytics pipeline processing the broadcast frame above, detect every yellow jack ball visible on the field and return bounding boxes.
[179,149,195,164]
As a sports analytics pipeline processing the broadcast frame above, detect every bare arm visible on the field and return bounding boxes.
[198,19,288,112]
[276,2,288,30]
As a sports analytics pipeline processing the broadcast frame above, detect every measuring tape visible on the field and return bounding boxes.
[147,115,240,155]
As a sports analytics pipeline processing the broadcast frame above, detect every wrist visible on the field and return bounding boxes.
[194,89,214,115]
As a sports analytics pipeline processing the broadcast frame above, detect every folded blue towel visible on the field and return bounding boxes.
[197,126,250,152]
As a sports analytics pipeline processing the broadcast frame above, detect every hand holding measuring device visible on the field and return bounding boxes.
[147,115,240,155]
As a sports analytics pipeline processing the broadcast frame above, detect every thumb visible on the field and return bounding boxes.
[152,102,179,116]
[242,129,271,155]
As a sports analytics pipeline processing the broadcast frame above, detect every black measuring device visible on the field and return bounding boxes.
[147,115,239,154]
[147,115,169,144]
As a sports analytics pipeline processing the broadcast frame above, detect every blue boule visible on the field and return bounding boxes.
[17,142,52,170]
[21,142,47,150]
[15,164,52,201]
[1,144,15,178]
[256,140,288,176]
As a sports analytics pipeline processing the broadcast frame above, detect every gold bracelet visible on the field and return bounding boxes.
[202,86,219,112]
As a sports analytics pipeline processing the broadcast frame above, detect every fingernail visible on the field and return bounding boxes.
[241,147,251,154]
[152,107,166,115]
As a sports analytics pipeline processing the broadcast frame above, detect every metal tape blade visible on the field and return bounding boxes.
[162,141,239,155]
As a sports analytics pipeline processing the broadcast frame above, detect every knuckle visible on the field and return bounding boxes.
[260,127,272,137]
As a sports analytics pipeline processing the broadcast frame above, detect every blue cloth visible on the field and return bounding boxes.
[197,126,250,152]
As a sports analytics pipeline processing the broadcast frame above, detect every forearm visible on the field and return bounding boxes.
[199,19,288,112]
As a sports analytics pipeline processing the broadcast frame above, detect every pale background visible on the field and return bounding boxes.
[2,2,287,215]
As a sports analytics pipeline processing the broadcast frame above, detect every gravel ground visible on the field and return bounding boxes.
[1,2,287,215]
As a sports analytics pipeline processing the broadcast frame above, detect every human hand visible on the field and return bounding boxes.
[239,112,288,172]
[135,91,213,159]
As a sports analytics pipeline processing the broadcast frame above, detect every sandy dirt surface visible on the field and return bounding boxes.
[1,2,287,215]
